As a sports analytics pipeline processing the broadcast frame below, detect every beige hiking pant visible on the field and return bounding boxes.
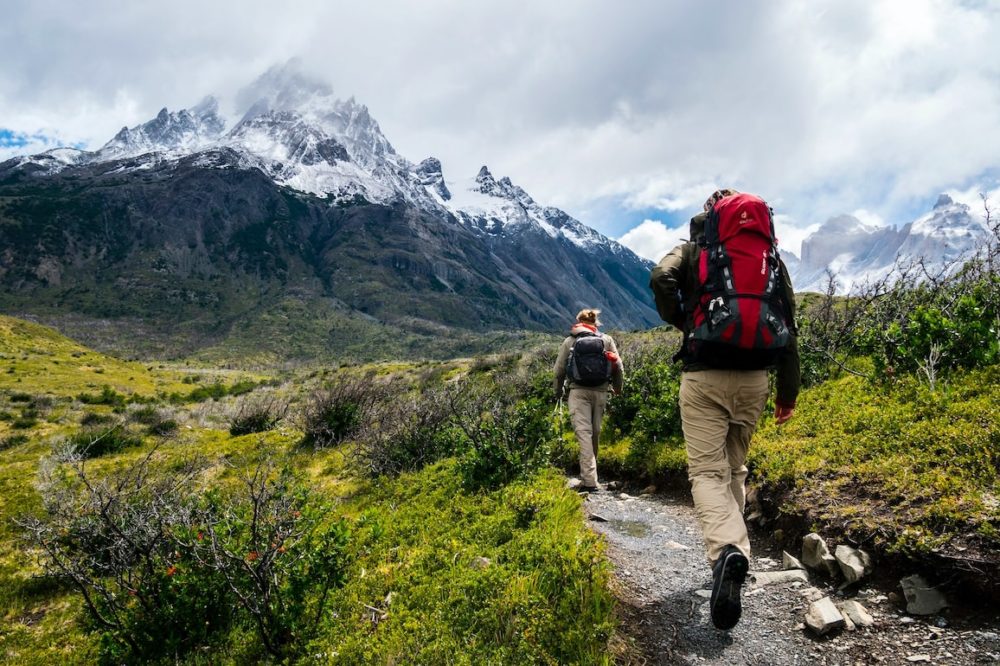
[679,369,769,566]
[568,387,609,487]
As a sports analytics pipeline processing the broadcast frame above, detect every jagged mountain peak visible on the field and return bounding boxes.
[935,193,955,208]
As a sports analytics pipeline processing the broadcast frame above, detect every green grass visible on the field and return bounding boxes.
[310,461,615,665]
[0,315,614,664]
[750,365,1000,556]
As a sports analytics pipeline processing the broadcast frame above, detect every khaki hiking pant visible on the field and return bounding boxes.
[568,387,609,487]
[679,369,769,566]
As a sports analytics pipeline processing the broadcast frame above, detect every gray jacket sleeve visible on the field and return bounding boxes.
[553,337,572,398]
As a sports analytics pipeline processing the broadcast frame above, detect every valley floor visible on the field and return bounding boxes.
[582,483,1000,666]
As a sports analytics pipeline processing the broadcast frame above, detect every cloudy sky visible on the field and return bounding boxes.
[2,0,999,259]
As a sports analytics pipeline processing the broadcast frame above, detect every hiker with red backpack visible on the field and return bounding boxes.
[650,189,800,631]
[553,309,625,492]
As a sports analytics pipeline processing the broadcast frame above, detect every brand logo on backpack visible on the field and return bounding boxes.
[687,193,792,370]
[566,333,613,387]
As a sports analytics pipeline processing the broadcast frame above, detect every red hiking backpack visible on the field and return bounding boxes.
[686,193,792,369]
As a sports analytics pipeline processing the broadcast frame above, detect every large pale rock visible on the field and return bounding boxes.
[782,551,805,570]
[900,575,948,615]
[750,569,809,587]
[835,544,873,584]
[802,533,840,577]
[804,596,846,635]
[840,600,875,627]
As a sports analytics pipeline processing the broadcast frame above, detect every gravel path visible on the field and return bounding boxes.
[580,484,1000,666]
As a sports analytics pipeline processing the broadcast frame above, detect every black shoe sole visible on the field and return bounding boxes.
[710,549,749,630]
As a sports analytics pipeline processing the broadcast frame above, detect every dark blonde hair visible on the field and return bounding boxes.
[576,309,601,326]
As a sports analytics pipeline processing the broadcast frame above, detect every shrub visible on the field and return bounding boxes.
[0,434,29,451]
[77,386,126,407]
[80,411,114,427]
[147,419,178,437]
[19,448,350,663]
[349,387,455,477]
[66,424,143,458]
[9,391,33,403]
[299,377,392,449]
[229,394,289,436]
[450,379,553,490]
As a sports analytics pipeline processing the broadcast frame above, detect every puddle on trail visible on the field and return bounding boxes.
[607,519,651,538]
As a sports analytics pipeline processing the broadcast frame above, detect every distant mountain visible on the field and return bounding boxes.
[790,195,991,293]
[0,61,657,360]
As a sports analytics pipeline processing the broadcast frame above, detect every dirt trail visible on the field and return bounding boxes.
[581,485,1000,666]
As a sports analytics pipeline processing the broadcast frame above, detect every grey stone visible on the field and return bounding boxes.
[835,544,873,584]
[470,556,491,570]
[840,610,857,632]
[642,484,657,495]
[566,478,583,489]
[804,596,847,635]
[588,513,608,523]
[750,569,810,587]
[802,533,840,577]
[782,551,806,571]
[900,575,948,615]
[840,600,875,628]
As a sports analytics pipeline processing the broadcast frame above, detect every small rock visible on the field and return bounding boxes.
[747,511,763,523]
[772,528,784,542]
[606,480,620,491]
[835,544,873,584]
[695,589,712,599]
[783,551,806,571]
[566,478,583,489]
[802,533,840,578]
[840,600,875,628]
[804,597,847,635]
[663,540,690,550]
[588,513,608,523]
[933,617,947,628]
[618,492,633,500]
[900,575,948,616]
[840,610,857,632]
[900,616,916,625]
[756,557,779,570]
[642,484,657,495]
[751,569,810,587]
[470,556,491,570]
[905,656,930,663]
[800,586,825,602]
[888,591,902,606]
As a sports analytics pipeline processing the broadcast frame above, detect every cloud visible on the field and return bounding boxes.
[617,219,689,263]
[0,0,998,245]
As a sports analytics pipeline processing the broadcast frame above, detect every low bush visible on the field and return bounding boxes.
[66,425,144,458]
[0,434,29,451]
[229,394,288,436]
[77,386,126,407]
[299,377,392,449]
[19,449,350,663]
[350,386,456,477]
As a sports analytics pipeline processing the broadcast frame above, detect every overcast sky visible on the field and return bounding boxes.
[2,0,999,259]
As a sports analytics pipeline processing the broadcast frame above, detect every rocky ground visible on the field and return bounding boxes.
[577,482,1000,666]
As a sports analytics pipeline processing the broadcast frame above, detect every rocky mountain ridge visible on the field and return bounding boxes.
[0,62,657,360]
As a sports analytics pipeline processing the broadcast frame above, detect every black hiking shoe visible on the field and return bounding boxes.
[577,485,601,493]
[710,545,749,630]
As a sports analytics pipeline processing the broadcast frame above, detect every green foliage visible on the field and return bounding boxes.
[66,425,144,458]
[751,366,1000,556]
[310,462,615,665]
[228,395,288,437]
[450,372,555,491]
[22,451,351,663]
[77,386,126,407]
[300,378,390,449]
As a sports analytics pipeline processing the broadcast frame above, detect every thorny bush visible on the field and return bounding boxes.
[299,376,393,448]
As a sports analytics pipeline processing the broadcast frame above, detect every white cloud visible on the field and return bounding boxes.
[617,219,689,263]
[0,0,998,243]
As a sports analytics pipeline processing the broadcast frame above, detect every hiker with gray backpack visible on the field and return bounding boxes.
[650,189,800,631]
[553,309,625,492]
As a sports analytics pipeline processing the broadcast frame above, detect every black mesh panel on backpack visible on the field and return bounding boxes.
[567,334,612,387]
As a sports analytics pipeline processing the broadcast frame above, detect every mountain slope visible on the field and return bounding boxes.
[0,62,657,360]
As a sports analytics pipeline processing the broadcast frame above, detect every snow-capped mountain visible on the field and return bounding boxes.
[0,62,658,358]
[791,194,991,293]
